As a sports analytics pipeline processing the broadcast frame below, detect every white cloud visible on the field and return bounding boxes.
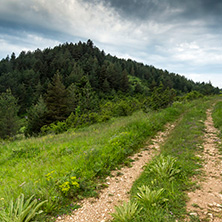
[0,33,60,58]
[183,73,222,88]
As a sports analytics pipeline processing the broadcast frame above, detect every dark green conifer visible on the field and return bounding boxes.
[0,89,19,138]
[45,71,68,122]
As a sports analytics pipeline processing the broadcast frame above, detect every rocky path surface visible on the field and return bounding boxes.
[186,109,222,221]
[56,122,177,222]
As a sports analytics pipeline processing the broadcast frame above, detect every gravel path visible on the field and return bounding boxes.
[186,109,222,221]
[56,122,177,222]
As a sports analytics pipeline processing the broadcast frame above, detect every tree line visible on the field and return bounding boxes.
[0,39,219,138]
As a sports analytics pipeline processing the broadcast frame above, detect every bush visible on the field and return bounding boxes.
[182,91,203,101]
[143,84,176,111]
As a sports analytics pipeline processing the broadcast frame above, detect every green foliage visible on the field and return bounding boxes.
[136,185,167,208]
[41,121,68,135]
[25,96,48,136]
[212,101,222,131]
[111,201,140,222]
[0,40,219,137]
[147,155,181,182]
[181,91,203,101]
[0,89,19,139]
[143,83,176,111]
[40,97,142,136]
[0,193,47,222]
[58,176,80,196]
[45,71,68,123]
[45,170,80,198]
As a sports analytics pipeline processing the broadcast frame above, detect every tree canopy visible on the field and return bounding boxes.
[0,40,220,138]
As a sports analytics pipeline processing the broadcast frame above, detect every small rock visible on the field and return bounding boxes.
[58,216,62,220]
[190,212,198,216]
[208,213,213,218]
[216,203,222,208]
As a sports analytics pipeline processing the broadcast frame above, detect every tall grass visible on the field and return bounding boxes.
[212,101,222,131]
[212,100,222,155]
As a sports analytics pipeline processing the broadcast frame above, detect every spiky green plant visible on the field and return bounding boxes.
[148,155,181,181]
[136,185,168,207]
[111,200,141,222]
[0,193,47,222]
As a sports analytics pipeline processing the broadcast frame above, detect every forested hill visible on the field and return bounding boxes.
[0,40,219,110]
[0,39,219,138]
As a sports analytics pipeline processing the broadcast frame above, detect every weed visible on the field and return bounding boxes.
[111,200,141,222]
[147,155,181,182]
[136,185,168,208]
[0,193,47,222]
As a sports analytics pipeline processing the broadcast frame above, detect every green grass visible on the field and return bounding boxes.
[0,101,189,220]
[212,100,222,154]
[122,97,217,221]
[212,101,222,131]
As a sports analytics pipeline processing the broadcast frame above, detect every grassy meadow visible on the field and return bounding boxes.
[0,97,219,221]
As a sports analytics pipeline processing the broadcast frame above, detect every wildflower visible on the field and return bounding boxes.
[71,181,80,188]
[59,181,70,193]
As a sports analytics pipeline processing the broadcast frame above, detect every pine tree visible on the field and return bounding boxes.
[0,89,19,138]
[67,83,80,114]
[25,96,48,136]
[45,71,68,123]
[121,69,129,92]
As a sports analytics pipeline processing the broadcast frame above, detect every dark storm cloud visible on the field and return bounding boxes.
[0,1,56,37]
[84,0,222,26]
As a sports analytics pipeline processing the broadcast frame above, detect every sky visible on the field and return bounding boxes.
[0,0,222,88]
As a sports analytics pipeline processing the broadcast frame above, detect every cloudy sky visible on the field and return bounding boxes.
[1,0,222,88]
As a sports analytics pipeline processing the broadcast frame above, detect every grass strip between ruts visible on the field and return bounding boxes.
[127,98,214,222]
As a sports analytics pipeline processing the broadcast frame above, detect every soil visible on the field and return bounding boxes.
[56,122,177,222]
[186,109,222,221]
